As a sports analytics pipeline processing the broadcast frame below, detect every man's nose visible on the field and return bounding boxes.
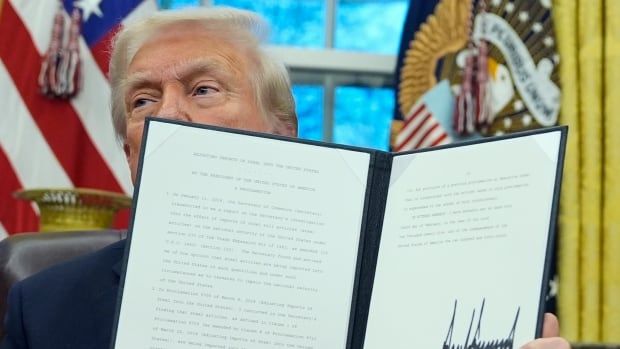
[156,86,191,121]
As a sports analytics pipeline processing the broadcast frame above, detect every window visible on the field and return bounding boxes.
[158,0,407,150]
[335,0,407,54]
[213,0,326,48]
[334,86,393,149]
[293,85,324,141]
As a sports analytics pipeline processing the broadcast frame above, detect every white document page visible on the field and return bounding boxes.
[114,120,370,349]
[364,131,561,349]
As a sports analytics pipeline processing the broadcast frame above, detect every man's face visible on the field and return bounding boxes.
[123,23,271,182]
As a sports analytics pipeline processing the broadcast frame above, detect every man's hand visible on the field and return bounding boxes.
[520,313,571,349]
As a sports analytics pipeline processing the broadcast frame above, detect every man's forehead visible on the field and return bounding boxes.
[125,57,235,85]
[121,19,260,96]
[129,22,252,67]
[128,26,244,75]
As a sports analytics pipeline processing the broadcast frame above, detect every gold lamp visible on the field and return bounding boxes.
[14,188,132,232]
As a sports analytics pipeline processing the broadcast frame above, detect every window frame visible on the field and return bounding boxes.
[177,0,399,144]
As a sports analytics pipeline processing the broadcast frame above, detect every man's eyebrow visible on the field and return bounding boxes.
[122,73,158,95]
[122,59,236,94]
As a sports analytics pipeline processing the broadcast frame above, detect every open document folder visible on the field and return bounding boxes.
[111,117,566,349]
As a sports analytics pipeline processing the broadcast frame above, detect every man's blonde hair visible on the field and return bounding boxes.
[109,7,297,142]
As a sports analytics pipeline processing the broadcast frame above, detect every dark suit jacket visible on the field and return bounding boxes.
[0,239,127,349]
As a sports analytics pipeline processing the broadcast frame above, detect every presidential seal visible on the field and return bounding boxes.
[395,0,560,146]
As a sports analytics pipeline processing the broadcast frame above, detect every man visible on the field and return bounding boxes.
[1,7,570,349]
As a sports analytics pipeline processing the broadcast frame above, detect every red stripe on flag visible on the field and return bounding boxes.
[89,24,120,78]
[402,103,425,127]
[0,3,122,192]
[113,208,131,229]
[429,133,449,147]
[396,113,431,151]
[0,147,39,234]
[413,123,439,149]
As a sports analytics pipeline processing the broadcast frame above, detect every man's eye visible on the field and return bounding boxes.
[194,86,218,96]
[133,98,152,109]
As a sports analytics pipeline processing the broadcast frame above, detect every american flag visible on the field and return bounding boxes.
[0,0,157,237]
[393,100,451,152]
[391,0,450,153]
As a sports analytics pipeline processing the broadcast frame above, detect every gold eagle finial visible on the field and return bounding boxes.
[398,0,472,117]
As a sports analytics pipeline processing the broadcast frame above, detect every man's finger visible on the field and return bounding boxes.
[542,313,560,338]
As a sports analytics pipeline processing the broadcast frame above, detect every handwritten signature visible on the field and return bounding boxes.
[442,299,520,349]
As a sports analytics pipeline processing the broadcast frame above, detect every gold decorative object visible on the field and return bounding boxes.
[398,0,472,117]
[393,0,561,149]
[392,0,472,146]
[14,188,132,232]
